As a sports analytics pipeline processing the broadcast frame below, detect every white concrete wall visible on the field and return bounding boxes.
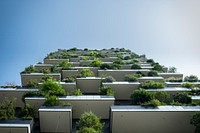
[44,59,69,64]
[76,77,102,94]
[159,73,183,80]
[110,106,198,133]
[102,82,140,100]
[0,88,39,107]
[39,106,72,133]
[61,70,79,79]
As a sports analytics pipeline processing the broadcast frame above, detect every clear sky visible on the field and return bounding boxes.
[0,0,199,85]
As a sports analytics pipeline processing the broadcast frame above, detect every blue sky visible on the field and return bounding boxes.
[0,0,200,85]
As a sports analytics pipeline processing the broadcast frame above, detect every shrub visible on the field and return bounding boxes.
[51,65,61,73]
[59,60,72,70]
[191,112,200,133]
[152,62,167,72]
[77,112,104,133]
[42,69,51,74]
[99,86,114,96]
[131,63,141,69]
[70,89,83,96]
[141,99,161,108]
[100,63,121,70]
[41,77,66,96]
[167,67,177,73]
[21,65,38,74]
[19,104,35,119]
[154,91,171,104]
[140,81,165,89]
[77,127,98,133]
[25,79,39,88]
[0,98,16,120]
[62,76,76,83]
[101,75,116,82]
[124,74,141,82]
[113,58,125,65]
[80,69,94,77]
[184,75,199,82]
[43,96,59,106]
[181,82,195,89]
[130,90,154,105]
[80,56,90,60]
[90,58,102,67]
[147,70,158,77]
[173,92,192,104]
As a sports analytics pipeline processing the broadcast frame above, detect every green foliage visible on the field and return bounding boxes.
[0,98,16,120]
[59,60,72,70]
[70,89,83,96]
[184,75,199,82]
[152,62,167,72]
[20,104,35,119]
[147,70,158,77]
[21,65,38,74]
[89,51,100,57]
[90,58,103,67]
[41,77,66,96]
[140,81,165,89]
[62,76,76,83]
[113,58,125,65]
[76,127,98,133]
[51,65,61,73]
[99,86,114,96]
[123,56,131,60]
[146,59,155,64]
[80,69,94,77]
[77,112,104,133]
[141,99,161,108]
[124,74,141,82]
[168,67,177,73]
[80,56,90,60]
[43,96,59,106]
[181,82,195,89]
[25,79,39,88]
[191,112,200,133]
[154,91,171,104]
[100,63,121,70]
[173,92,192,104]
[131,90,154,105]
[42,69,51,74]
[131,63,141,69]
[101,75,116,82]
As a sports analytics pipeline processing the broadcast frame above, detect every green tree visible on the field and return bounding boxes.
[99,86,114,96]
[140,81,165,89]
[191,112,200,133]
[131,63,141,69]
[131,90,154,105]
[0,98,16,120]
[154,91,171,104]
[70,89,83,96]
[90,58,103,67]
[173,92,192,104]
[77,112,104,133]
[80,69,94,77]
[184,75,199,82]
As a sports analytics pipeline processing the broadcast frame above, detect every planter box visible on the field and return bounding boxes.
[35,64,53,71]
[98,70,150,81]
[165,82,200,88]
[76,77,103,94]
[99,57,117,62]
[59,95,115,119]
[137,77,164,83]
[61,70,79,79]
[0,88,38,107]
[70,62,80,67]
[144,87,191,95]
[79,60,92,66]
[69,57,80,62]
[110,106,198,133]
[21,73,61,86]
[102,82,140,100]
[158,73,183,80]
[39,106,72,133]
[0,119,33,133]
[43,59,69,64]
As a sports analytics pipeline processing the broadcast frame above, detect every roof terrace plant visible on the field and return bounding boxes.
[99,86,114,96]
[90,58,103,67]
[21,65,38,74]
[140,81,165,89]
[184,75,199,82]
[79,68,94,77]
[124,74,142,82]
[131,63,141,69]
[131,90,154,105]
